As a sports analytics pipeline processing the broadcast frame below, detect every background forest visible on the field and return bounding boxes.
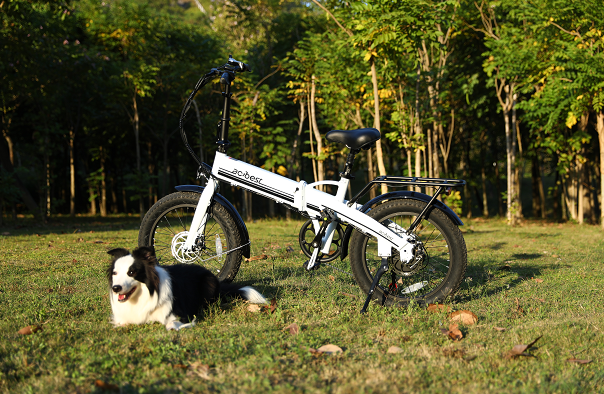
[2,0,603,227]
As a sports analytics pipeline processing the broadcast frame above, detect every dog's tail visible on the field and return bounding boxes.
[219,284,268,304]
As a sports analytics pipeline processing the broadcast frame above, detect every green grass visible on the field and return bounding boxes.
[1,216,603,393]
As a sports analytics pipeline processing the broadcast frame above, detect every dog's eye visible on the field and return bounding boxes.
[112,271,117,275]
[127,270,134,277]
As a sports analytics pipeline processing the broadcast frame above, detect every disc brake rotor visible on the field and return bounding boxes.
[170,231,201,263]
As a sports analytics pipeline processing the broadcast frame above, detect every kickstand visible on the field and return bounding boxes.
[360,257,389,314]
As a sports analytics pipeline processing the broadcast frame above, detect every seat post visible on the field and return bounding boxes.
[341,149,360,179]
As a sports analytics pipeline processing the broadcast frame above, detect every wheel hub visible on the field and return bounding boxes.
[392,235,426,276]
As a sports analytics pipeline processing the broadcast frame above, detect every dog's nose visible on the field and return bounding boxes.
[112,285,122,293]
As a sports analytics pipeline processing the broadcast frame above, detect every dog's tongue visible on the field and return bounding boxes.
[118,294,126,301]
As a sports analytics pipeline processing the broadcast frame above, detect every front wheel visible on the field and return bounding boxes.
[349,199,467,307]
[138,191,243,282]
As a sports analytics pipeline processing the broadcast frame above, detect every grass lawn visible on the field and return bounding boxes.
[0,215,603,393]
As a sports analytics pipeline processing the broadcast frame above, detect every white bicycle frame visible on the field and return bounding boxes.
[183,151,415,264]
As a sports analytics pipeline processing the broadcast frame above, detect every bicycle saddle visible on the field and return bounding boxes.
[325,128,380,150]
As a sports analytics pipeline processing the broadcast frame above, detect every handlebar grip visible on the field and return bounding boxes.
[228,55,251,72]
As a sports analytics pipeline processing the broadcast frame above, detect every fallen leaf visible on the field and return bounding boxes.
[173,364,188,369]
[427,304,452,313]
[286,246,294,252]
[494,327,507,332]
[566,358,592,364]
[532,277,544,283]
[18,325,42,335]
[317,344,343,354]
[505,335,542,359]
[186,361,211,379]
[245,254,268,262]
[449,310,478,325]
[551,254,559,258]
[387,346,404,354]
[269,298,277,314]
[447,323,463,341]
[328,275,335,282]
[535,298,546,303]
[247,304,261,313]
[75,238,84,242]
[339,292,358,299]
[284,323,299,335]
[94,380,119,391]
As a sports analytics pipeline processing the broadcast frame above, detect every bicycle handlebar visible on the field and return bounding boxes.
[179,56,251,167]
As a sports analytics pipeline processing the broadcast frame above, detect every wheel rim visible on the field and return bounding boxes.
[151,204,228,273]
[362,211,451,300]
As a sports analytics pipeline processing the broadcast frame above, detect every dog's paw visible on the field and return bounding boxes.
[166,321,195,331]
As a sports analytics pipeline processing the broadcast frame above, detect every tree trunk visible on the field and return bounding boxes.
[370,58,388,194]
[100,146,107,217]
[597,111,604,229]
[69,129,76,217]
[133,93,143,218]
[310,75,324,187]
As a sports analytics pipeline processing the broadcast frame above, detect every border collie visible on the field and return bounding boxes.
[106,246,267,330]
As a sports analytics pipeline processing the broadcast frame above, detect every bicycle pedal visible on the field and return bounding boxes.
[303,260,321,271]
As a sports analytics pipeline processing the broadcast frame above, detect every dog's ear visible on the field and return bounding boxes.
[107,248,130,259]
[132,246,157,266]
[144,260,160,297]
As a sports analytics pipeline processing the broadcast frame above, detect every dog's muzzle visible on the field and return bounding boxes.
[113,285,137,302]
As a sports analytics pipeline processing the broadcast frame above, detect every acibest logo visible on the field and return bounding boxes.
[231,168,263,184]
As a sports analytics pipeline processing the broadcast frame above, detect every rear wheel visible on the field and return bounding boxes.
[349,199,467,307]
[138,192,243,282]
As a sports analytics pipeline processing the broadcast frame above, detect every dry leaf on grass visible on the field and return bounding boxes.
[245,254,268,262]
[494,327,507,332]
[532,277,544,283]
[18,325,42,335]
[441,323,463,341]
[94,380,119,391]
[387,346,404,354]
[449,310,478,325]
[283,323,299,335]
[328,275,335,282]
[427,304,452,313]
[173,364,188,369]
[339,292,358,299]
[269,298,277,314]
[247,304,261,313]
[505,335,542,359]
[186,361,211,380]
[566,358,592,364]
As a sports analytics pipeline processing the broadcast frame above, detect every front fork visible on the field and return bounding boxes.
[183,178,219,251]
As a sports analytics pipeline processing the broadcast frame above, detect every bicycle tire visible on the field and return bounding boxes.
[138,191,243,283]
[349,199,467,307]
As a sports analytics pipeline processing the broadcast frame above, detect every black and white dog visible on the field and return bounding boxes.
[106,246,266,330]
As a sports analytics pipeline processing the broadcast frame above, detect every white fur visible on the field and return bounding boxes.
[109,256,188,331]
[240,286,268,304]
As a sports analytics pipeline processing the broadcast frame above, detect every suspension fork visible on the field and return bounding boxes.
[183,177,219,251]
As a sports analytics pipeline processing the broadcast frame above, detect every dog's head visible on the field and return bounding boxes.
[107,246,160,301]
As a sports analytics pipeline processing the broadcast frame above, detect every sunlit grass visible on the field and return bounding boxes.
[1,217,603,393]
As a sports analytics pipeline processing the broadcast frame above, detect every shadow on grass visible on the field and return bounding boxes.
[0,215,142,235]
[454,260,571,303]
